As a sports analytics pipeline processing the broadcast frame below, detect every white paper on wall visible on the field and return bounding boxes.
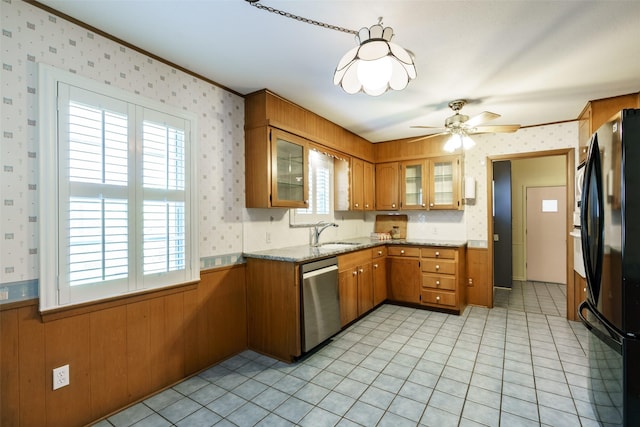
[542,199,558,212]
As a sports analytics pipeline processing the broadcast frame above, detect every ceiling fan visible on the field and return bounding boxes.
[410,99,520,150]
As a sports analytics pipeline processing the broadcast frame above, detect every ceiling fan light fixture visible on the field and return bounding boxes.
[444,132,475,152]
[334,22,416,96]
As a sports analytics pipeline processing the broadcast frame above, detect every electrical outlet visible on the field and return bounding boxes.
[265,232,271,244]
[53,364,70,390]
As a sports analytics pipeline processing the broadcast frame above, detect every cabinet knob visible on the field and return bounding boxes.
[392,203,396,208]
[435,251,440,257]
[353,271,358,276]
[436,280,440,286]
[374,263,378,268]
[430,203,434,207]
[400,250,405,255]
[436,296,441,302]
[421,203,426,207]
[584,287,587,292]
[354,203,359,207]
[436,265,440,270]
[377,250,382,255]
[359,268,364,273]
[365,204,369,208]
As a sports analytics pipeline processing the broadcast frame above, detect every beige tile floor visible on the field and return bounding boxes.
[94,283,594,427]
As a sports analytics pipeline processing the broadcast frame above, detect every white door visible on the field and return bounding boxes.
[526,186,566,283]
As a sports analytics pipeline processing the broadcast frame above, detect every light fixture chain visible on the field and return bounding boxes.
[246,0,357,35]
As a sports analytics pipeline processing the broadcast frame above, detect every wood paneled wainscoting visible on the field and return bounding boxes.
[0,265,247,427]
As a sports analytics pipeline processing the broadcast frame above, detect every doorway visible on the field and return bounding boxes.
[487,149,576,320]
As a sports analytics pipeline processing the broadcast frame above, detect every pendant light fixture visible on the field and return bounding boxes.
[334,20,417,96]
[246,1,416,96]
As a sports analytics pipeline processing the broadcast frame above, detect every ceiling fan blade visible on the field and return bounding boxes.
[410,125,446,130]
[469,124,521,134]
[464,111,500,128]
[406,132,449,143]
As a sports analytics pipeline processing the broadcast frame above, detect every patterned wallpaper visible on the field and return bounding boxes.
[463,122,579,246]
[0,0,245,301]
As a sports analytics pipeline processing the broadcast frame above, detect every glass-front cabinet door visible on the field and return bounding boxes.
[270,129,308,208]
[401,160,428,209]
[429,155,461,210]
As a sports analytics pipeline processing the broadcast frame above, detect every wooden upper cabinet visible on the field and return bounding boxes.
[271,129,309,208]
[578,105,591,164]
[351,157,364,210]
[349,158,375,211]
[363,161,375,211]
[401,159,428,210]
[375,162,399,210]
[428,155,462,210]
[245,126,309,208]
[578,93,640,164]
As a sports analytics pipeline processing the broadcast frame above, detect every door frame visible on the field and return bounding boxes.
[486,148,576,320]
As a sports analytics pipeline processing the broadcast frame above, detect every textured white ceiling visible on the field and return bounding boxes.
[37,0,640,142]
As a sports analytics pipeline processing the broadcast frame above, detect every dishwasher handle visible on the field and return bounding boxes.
[302,264,338,279]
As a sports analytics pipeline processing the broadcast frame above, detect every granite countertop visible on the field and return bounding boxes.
[242,237,467,263]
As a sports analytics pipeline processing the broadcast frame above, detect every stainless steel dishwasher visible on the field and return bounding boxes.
[301,257,341,353]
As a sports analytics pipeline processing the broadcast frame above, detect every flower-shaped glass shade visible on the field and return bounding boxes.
[334,24,416,96]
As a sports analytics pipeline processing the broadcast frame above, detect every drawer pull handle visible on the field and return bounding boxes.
[435,265,440,270]
[436,296,441,302]
[400,250,405,255]
[378,250,382,255]
[435,251,440,257]
[436,280,440,286]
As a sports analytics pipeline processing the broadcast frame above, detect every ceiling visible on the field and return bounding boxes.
[36,0,640,143]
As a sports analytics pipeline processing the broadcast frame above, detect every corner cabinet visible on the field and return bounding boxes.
[428,156,463,210]
[245,126,309,208]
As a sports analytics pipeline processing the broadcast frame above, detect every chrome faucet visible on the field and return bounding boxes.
[312,221,338,246]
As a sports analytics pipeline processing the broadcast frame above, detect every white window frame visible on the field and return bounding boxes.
[38,63,199,311]
[290,149,334,225]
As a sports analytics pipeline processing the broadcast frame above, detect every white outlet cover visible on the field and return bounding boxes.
[53,364,70,390]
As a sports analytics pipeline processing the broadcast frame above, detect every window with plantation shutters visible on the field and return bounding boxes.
[39,64,199,311]
[296,149,333,221]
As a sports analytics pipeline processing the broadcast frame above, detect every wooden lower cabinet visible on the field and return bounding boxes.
[387,246,421,303]
[372,246,388,305]
[246,258,301,362]
[386,245,466,314]
[573,271,587,320]
[339,250,374,326]
[420,246,466,313]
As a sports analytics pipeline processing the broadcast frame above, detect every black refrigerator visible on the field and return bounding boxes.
[579,109,640,426]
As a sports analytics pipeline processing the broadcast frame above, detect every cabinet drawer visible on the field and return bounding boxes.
[421,289,456,307]
[421,247,456,260]
[421,259,457,275]
[388,246,420,257]
[422,274,456,291]
[372,246,387,259]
